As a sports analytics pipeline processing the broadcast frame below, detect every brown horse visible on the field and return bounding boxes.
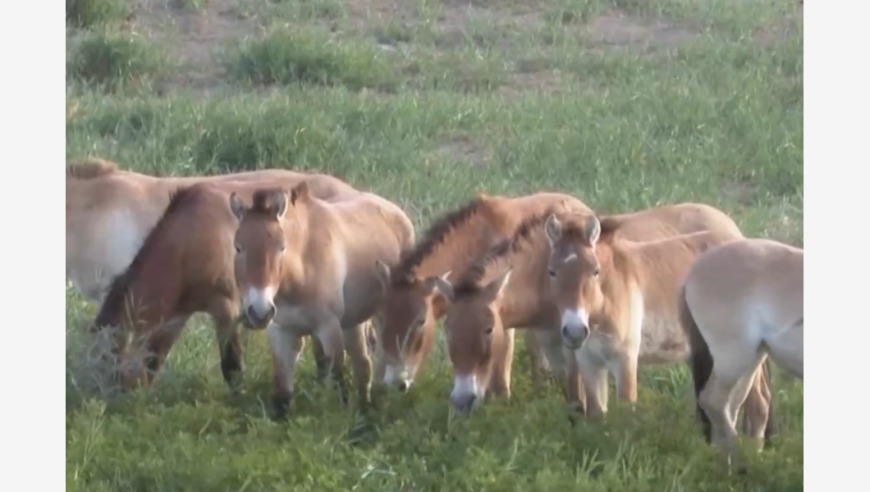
[373,192,593,392]
[679,238,802,469]
[230,182,415,414]
[71,158,358,386]
[67,158,356,303]
[544,209,774,438]
[434,202,767,416]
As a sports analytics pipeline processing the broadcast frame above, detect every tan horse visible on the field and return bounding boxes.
[679,238,803,469]
[70,158,358,386]
[373,192,593,392]
[434,202,771,418]
[67,158,356,303]
[544,208,774,437]
[230,182,415,415]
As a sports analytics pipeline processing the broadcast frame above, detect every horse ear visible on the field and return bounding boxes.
[585,215,601,246]
[545,213,562,247]
[230,192,246,221]
[484,269,512,299]
[273,190,289,219]
[431,276,455,303]
[374,259,391,286]
[423,270,452,295]
[290,181,310,206]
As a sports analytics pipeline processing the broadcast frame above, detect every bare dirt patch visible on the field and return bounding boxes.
[430,134,493,168]
[580,10,698,48]
[125,0,260,95]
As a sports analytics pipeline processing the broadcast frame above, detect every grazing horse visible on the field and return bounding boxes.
[67,158,356,303]
[543,208,774,437]
[434,202,770,420]
[229,182,415,415]
[373,192,593,392]
[70,158,358,385]
[679,238,803,468]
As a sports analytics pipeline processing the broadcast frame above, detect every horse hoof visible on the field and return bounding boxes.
[273,393,293,420]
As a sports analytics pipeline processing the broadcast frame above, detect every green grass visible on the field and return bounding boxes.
[66,0,803,489]
[67,0,130,29]
[67,27,169,92]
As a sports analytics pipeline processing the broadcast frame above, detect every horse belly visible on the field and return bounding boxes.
[638,317,690,365]
[67,208,150,302]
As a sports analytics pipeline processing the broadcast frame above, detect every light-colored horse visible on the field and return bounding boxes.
[67,158,356,302]
[373,192,592,392]
[544,209,772,434]
[230,182,415,415]
[70,158,359,386]
[435,202,772,427]
[679,238,803,469]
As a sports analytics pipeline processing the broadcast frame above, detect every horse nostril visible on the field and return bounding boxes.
[246,305,257,320]
[267,304,277,320]
[561,325,569,338]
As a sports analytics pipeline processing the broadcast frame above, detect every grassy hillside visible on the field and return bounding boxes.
[65,0,804,490]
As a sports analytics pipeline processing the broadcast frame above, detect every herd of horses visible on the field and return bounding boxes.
[66,157,803,470]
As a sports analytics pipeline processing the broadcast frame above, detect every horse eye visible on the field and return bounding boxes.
[234,244,242,254]
[484,327,493,335]
[548,269,557,278]
[594,267,600,277]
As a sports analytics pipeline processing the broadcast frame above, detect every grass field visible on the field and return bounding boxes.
[65,0,804,490]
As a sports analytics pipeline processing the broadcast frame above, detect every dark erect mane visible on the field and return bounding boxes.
[94,185,192,328]
[390,195,491,287]
[451,210,554,299]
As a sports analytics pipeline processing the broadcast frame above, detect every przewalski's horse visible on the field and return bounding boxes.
[229,182,415,415]
[433,202,767,416]
[373,192,593,392]
[543,206,775,437]
[70,158,358,385]
[67,158,357,303]
[679,238,802,469]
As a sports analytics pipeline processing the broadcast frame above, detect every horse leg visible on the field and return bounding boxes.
[266,324,304,418]
[727,359,768,454]
[310,335,331,382]
[739,359,773,448]
[562,345,587,415]
[315,317,349,405]
[343,323,373,406]
[613,350,639,408]
[210,300,244,390]
[490,328,516,399]
[576,349,608,418]
[523,330,547,388]
[699,346,764,470]
[135,316,189,387]
[698,372,742,468]
[367,318,387,385]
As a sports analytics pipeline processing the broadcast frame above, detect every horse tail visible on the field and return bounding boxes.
[678,282,713,442]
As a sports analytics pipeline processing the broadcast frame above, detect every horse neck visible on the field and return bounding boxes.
[497,244,551,328]
[96,247,185,337]
[279,204,329,293]
[415,208,502,279]
[604,236,696,318]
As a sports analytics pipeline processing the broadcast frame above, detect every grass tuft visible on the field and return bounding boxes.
[221,25,400,92]
[67,0,129,29]
[67,28,168,91]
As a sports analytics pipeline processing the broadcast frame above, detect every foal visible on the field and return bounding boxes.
[92,183,247,388]
[230,182,415,414]
[679,238,803,468]
[544,211,773,437]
